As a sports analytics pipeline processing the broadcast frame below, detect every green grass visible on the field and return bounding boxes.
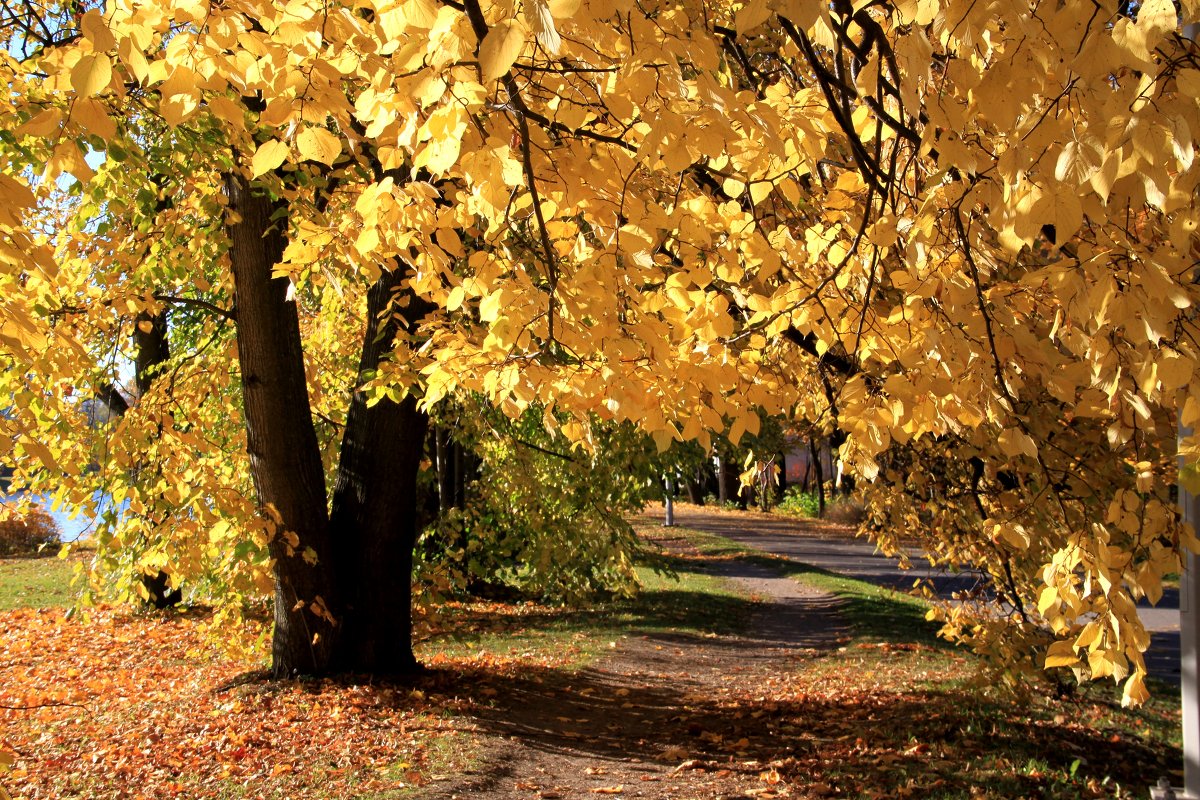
[0,554,79,610]
[673,525,943,647]
[415,554,756,665]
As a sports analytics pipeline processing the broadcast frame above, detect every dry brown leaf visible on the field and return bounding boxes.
[670,758,703,775]
[658,745,689,761]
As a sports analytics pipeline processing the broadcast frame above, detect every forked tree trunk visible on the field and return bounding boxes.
[228,175,433,677]
[226,175,339,676]
[328,267,429,674]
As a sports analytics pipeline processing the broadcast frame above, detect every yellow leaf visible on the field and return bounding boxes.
[208,96,246,129]
[729,414,747,444]
[81,9,117,51]
[525,0,561,54]
[160,93,199,126]
[1088,648,1116,678]
[479,19,528,84]
[71,53,113,97]
[1036,585,1058,614]
[1043,639,1079,668]
[118,36,151,83]
[402,0,440,28]
[996,428,1037,459]
[72,99,116,140]
[547,0,581,17]
[1122,673,1149,707]
[20,439,59,471]
[297,126,341,166]
[251,139,290,177]
[208,521,233,542]
[1038,189,1084,244]
[17,108,63,138]
[735,0,771,32]
[1158,353,1193,391]
[479,289,505,322]
[1179,70,1200,98]
[1075,621,1101,650]
[355,226,380,255]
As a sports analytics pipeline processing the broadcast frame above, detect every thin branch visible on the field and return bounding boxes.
[511,436,576,462]
[153,293,236,321]
[0,700,88,711]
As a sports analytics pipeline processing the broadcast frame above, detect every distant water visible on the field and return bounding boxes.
[1,490,128,542]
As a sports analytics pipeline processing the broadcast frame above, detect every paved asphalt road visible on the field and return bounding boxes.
[667,507,1185,686]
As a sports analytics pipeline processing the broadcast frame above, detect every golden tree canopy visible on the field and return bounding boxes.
[0,0,1197,700]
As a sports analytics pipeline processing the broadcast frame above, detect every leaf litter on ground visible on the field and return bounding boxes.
[0,515,1187,799]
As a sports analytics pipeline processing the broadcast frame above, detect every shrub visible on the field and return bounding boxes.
[777,486,866,523]
[0,506,62,556]
[778,486,822,517]
[414,407,659,605]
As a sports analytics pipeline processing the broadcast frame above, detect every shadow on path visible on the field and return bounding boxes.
[421,627,1172,799]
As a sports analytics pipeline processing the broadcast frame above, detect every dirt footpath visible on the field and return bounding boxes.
[425,526,849,800]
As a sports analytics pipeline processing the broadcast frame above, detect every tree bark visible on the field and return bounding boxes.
[684,478,703,504]
[226,175,338,677]
[328,266,429,674]
[133,310,169,397]
[134,308,182,608]
[718,454,743,508]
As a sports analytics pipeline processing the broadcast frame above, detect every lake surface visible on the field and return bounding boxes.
[1,490,126,542]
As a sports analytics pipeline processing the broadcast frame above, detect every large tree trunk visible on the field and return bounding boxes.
[329,267,429,674]
[226,175,338,677]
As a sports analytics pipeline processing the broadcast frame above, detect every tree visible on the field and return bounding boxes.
[0,0,1197,700]
[418,400,659,603]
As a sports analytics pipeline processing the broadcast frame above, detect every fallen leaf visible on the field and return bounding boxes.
[658,745,688,761]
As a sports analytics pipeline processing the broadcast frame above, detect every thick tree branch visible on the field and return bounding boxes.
[781,327,860,378]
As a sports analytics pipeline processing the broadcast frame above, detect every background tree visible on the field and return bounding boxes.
[419,401,658,603]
